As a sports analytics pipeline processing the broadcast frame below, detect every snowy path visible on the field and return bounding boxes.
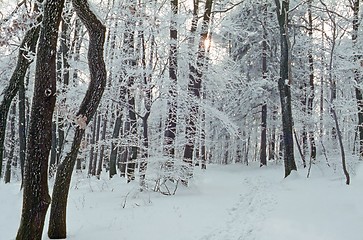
[200,174,276,240]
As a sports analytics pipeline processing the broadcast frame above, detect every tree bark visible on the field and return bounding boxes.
[331,106,350,185]
[183,0,213,179]
[139,25,154,187]
[307,0,316,162]
[109,110,122,178]
[164,0,179,158]
[97,113,108,177]
[260,4,268,167]
[16,1,65,239]
[48,0,106,238]
[92,113,101,176]
[352,0,363,158]
[0,25,40,178]
[274,0,297,177]
[4,103,16,183]
[18,71,27,185]
[88,117,97,175]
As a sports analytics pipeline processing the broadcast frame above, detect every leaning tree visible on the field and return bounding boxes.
[48,0,107,238]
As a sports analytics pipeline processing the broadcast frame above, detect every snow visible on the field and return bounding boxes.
[1,161,363,240]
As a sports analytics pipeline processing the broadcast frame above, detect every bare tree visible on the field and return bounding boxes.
[273,0,297,177]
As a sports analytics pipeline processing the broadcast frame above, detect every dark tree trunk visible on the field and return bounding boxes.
[0,25,40,178]
[307,0,316,162]
[4,103,17,183]
[269,107,277,160]
[48,0,106,238]
[200,111,207,169]
[92,113,101,176]
[352,0,363,158]
[107,12,120,179]
[109,111,122,178]
[331,107,350,185]
[139,27,154,187]
[49,122,57,177]
[18,72,27,185]
[56,9,72,165]
[274,0,297,177]
[260,103,267,166]
[260,7,268,167]
[88,117,97,175]
[97,114,108,177]
[164,0,179,158]
[71,18,83,82]
[16,1,65,239]
[183,0,213,178]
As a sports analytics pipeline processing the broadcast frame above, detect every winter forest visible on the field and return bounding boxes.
[0,0,363,239]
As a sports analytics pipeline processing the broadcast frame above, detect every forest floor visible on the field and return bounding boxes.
[1,157,363,240]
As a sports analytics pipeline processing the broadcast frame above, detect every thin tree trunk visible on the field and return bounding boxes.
[97,113,108,177]
[49,122,57,177]
[260,103,267,166]
[183,0,213,180]
[92,113,101,176]
[260,1,268,167]
[18,71,27,185]
[109,111,122,178]
[269,107,277,160]
[352,0,363,158]
[88,117,97,175]
[307,0,316,162]
[274,0,297,177]
[331,107,350,185]
[4,103,16,183]
[56,8,72,164]
[0,25,40,178]
[164,0,179,158]
[139,23,154,187]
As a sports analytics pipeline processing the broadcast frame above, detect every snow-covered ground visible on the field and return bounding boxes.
[1,160,362,240]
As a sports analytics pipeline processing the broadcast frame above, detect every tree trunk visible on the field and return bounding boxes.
[274,0,297,177]
[352,0,363,158]
[307,0,316,162]
[4,103,17,183]
[164,0,179,158]
[139,25,154,187]
[269,107,277,160]
[88,117,97,175]
[260,103,267,166]
[16,1,65,239]
[260,6,268,166]
[97,113,108,177]
[48,0,106,238]
[109,111,122,178]
[18,71,27,185]
[56,8,72,165]
[331,106,350,185]
[0,25,40,178]
[92,113,101,176]
[49,122,57,177]
[183,0,213,179]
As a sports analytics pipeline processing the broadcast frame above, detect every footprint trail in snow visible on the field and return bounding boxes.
[200,176,276,240]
